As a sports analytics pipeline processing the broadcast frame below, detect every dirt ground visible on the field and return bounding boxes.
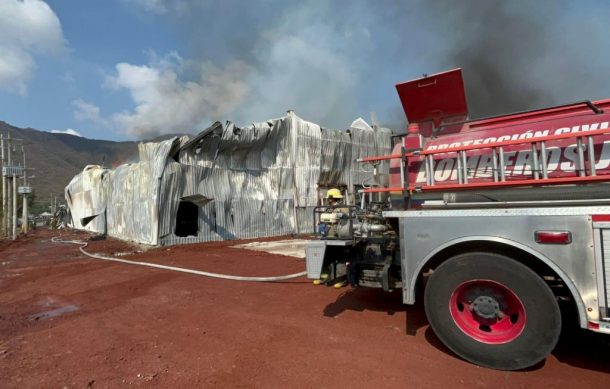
[1,229,609,388]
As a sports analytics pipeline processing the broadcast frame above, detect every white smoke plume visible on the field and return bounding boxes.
[104,53,251,137]
[90,1,378,138]
[90,0,610,138]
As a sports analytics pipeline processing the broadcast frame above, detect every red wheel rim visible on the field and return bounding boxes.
[449,279,526,344]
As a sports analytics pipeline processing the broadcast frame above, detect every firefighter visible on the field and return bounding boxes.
[322,188,349,289]
[318,188,345,238]
[326,188,344,207]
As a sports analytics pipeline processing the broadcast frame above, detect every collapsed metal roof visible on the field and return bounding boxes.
[65,112,392,245]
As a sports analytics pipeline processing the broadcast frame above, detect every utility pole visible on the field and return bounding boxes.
[6,133,11,237]
[0,133,27,239]
[12,167,16,240]
[21,145,28,234]
[1,134,5,237]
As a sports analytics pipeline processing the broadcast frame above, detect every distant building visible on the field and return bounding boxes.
[65,112,392,245]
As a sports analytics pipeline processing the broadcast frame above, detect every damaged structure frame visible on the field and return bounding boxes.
[65,112,392,246]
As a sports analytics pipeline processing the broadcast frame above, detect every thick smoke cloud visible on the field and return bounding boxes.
[421,1,605,119]
[428,1,556,118]
[104,53,251,137]
[110,1,377,137]
[107,0,610,138]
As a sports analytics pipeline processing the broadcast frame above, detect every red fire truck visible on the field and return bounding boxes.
[306,69,610,370]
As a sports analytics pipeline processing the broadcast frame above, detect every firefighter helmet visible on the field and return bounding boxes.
[326,188,343,199]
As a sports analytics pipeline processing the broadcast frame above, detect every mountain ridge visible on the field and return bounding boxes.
[0,121,188,210]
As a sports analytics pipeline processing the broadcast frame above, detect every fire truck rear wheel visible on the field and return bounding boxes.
[424,252,561,370]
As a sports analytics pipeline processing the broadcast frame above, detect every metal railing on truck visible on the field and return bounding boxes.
[358,123,610,203]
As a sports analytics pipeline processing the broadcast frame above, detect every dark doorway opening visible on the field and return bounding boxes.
[175,201,198,237]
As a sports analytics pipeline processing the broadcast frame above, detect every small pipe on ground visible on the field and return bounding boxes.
[52,236,306,282]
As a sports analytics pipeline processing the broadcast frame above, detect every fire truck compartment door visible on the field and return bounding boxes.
[395,68,469,126]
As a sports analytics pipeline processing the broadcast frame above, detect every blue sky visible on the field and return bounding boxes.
[1,1,609,141]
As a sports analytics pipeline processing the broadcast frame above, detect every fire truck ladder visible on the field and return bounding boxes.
[358,127,610,202]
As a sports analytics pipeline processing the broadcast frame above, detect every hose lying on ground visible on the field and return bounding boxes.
[52,236,307,282]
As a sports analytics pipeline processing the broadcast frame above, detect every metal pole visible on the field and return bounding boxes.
[22,145,27,234]
[22,190,27,234]
[6,133,11,235]
[540,142,549,179]
[498,147,506,182]
[531,143,540,179]
[1,134,5,236]
[12,173,16,240]
[576,137,586,177]
[491,148,499,182]
[6,177,10,234]
[587,136,596,176]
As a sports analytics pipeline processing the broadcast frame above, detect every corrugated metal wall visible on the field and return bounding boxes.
[66,113,392,245]
[64,165,108,234]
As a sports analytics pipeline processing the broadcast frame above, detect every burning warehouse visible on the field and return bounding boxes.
[64,112,392,245]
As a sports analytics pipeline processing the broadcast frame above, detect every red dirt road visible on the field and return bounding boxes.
[1,229,609,388]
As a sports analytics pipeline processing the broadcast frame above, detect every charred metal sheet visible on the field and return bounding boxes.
[66,113,392,245]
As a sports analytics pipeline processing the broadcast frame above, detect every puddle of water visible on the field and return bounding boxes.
[232,239,308,258]
[38,296,56,307]
[0,272,23,278]
[114,252,135,257]
[28,304,79,321]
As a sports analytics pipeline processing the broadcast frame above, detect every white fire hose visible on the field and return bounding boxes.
[52,236,307,282]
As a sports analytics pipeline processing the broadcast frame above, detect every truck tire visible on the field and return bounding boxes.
[424,252,561,370]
